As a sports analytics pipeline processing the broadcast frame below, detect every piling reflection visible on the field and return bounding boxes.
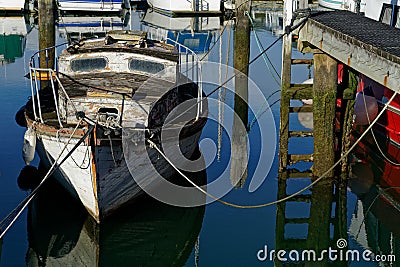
[230,2,250,188]
[275,174,348,267]
[25,168,206,267]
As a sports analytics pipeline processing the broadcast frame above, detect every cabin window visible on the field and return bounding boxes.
[71,57,107,72]
[129,59,165,74]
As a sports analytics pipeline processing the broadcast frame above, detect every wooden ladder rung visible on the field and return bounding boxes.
[288,153,314,164]
[281,239,307,250]
[289,131,313,137]
[291,59,313,65]
[289,105,313,113]
[287,169,313,178]
[286,84,313,99]
[285,217,309,224]
[288,194,312,202]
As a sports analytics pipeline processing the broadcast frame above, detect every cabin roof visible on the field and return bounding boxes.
[65,30,179,62]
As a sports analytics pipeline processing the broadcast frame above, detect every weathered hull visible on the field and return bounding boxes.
[33,118,206,222]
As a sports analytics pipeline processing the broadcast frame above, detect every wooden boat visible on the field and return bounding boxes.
[146,0,221,15]
[25,177,205,266]
[57,0,128,12]
[24,30,207,222]
[0,0,26,12]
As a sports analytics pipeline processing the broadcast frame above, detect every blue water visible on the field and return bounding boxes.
[0,7,397,267]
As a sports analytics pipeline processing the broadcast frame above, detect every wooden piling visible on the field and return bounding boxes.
[312,52,337,178]
[278,0,293,172]
[38,0,55,71]
[306,180,334,267]
[230,0,251,187]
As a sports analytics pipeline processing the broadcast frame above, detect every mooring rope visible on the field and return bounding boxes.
[0,117,94,239]
[146,91,398,209]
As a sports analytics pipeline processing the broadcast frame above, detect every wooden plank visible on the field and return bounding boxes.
[289,105,313,113]
[288,153,314,163]
[287,84,313,99]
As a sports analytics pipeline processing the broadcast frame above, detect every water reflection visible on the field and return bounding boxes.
[349,130,400,264]
[26,170,206,266]
[275,175,348,267]
[0,15,32,65]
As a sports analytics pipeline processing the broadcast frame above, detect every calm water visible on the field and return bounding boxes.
[0,6,398,267]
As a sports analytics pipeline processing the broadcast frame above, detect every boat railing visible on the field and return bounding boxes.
[28,43,69,128]
[166,38,203,120]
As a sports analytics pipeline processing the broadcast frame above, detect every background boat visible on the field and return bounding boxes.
[318,0,366,12]
[146,0,221,15]
[0,0,26,12]
[57,14,126,43]
[140,10,220,56]
[57,0,129,12]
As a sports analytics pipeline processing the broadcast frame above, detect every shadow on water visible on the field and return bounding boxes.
[25,166,206,267]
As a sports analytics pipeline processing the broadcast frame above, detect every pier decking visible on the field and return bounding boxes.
[298,10,400,93]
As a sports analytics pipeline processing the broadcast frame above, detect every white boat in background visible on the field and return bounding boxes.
[147,0,221,15]
[0,0,26,12]
[364,0,400,26]
[57,0,129,12]
[57,15,126,43]
[318,0,366,13]
[140,10,219,56]
[0,16,31,65]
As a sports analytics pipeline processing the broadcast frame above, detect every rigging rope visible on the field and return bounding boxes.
[146,91,398,209]
[0,117,94,239]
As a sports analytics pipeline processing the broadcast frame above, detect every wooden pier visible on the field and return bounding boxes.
[276,8,400,267]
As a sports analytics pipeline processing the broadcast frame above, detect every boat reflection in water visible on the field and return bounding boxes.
[349,130,400,263]
[0,15,32,65]
[25,165,206,266]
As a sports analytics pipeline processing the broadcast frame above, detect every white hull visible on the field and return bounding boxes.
[0,0,25,11]
[34,124,204,222]
[318,0,365,12]
[0,16,28,35]
[57,0,124,11]
[147,0,221,13]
